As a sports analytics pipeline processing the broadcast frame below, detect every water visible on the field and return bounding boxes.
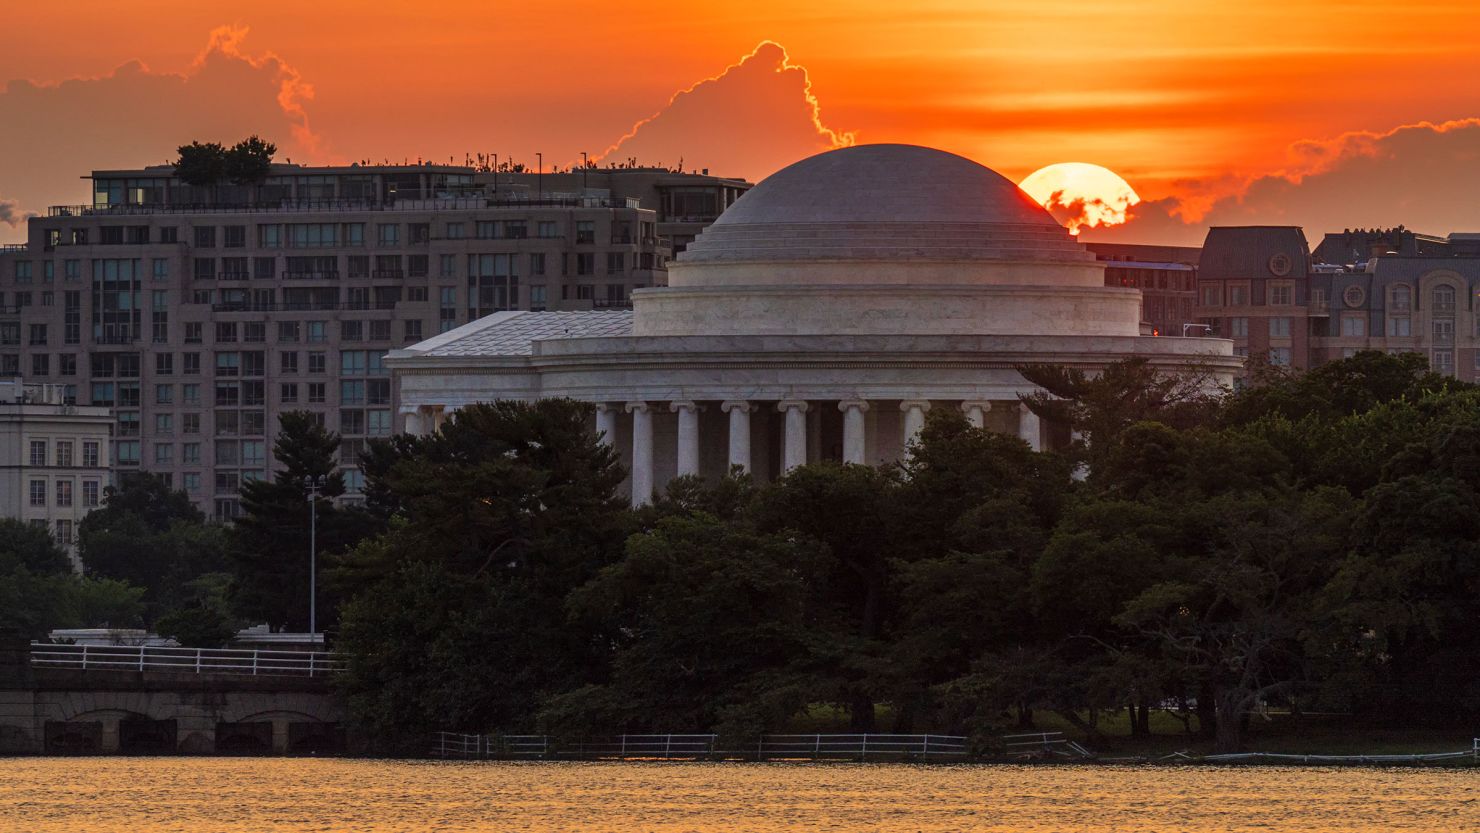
[1,758,1476,832]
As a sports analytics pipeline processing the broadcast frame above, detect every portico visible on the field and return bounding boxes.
[389,144,1240,506]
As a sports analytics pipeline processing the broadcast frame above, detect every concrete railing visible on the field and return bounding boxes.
[30,642,344,677]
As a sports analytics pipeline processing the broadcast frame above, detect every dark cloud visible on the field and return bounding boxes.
[595,41,854,179]
[0,26,321,239]
[1083,119,1480,246]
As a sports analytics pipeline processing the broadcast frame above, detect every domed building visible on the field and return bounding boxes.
[389,145,1239,504]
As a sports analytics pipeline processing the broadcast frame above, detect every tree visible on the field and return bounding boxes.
[0,519,144,637]
[334,400,631,745]
[173,141,227,187]
[230,411,363,631]
[78,472,227,623]
[747,463,901,731]
[1220,349,1462,427]
[224,136,276,186]
[544,513,820,736]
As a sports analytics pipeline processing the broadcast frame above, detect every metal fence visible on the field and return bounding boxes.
[30,642,344,677]
[430,732,970,760]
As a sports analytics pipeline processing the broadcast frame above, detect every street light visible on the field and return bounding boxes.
[303,474,326,641]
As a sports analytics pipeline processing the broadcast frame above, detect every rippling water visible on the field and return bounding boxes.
[1,758,1477,832]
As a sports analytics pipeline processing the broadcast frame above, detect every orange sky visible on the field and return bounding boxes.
[3,0,1480,244]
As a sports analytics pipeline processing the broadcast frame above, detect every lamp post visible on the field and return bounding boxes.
[303,474,326,641]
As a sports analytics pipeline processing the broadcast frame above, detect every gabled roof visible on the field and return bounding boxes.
[392,310,634,359]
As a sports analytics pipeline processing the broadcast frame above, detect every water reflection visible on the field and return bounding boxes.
[0,759,1475,832]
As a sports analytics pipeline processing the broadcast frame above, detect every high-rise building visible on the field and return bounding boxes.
[0,379,113,568]
[0,162,750,518]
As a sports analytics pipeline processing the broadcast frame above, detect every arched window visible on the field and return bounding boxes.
[1391,285,1411,311]
[1433,285,1456,314]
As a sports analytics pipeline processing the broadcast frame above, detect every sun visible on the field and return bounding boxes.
[1018,162,1140,234]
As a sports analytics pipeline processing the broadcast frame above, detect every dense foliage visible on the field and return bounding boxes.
[28,350,1480,754]
[173,136,277,187]
[320,352,1480,753]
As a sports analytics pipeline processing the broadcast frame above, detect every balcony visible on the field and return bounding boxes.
[1,243,28,253]
[371,269,405,280]
[217,271,252,281]
[93,333,139,345]
[282,271,340,281]
[48,194,641,218]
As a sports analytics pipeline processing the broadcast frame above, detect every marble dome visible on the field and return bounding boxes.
[670,144,1101,292]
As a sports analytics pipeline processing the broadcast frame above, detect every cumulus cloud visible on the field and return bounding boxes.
[595,41,854,180]
[1040,192,1134,235]
[1083,119,1480,246]
[0,26,322,237]
[0,197,38,228]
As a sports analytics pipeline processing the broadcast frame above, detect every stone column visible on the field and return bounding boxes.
[778,400,809,472]
[594,403,618,447]
[838,400,870,464]
[626,402,653,506]
[900,400,931,458]
[671,400,701,477]
[960,400,991,430]
[430,406,449,433]
[1070,429,1088,481]
[721,400,753,473]
[1018,402,1042,452]
[402,409,425,436]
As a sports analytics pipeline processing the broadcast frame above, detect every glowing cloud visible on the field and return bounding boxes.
[595,41,855,179]
[0,26,323,236]
[1082,118,1480,245]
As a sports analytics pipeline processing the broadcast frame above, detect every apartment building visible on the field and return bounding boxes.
[0,379,112,568]
[1195,224,1480,379]
[0,162,748,518]
[1084,242,1200,338]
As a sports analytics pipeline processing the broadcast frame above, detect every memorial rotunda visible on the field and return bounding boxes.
[388,144,1239,505]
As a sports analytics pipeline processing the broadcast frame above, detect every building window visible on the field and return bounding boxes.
[1268,317,1291,338]
[281,351,299,373]
[155,443,174,465]
[56,442,73,467]
[83,441,99,467]
[1269,347,1292,367]
[1391,285,1412,311]
[1269,284,1293,306]
[307,382,326,403]
[183,442,201,464]
[223,225,246,248]
[1200,284,1221,306]
[156,384,174,404]
[83,480,100,508]
[183,413,200,434]
[1433,285,1456,314]
[29,440,46,466]
[155,413,174,435]
[1434,319,1455,344]
[404,320,423,341]
[309,352,327,374]
[30,480,47,507]
[1341,316,1367,337]
[576,221,595,244]
[1434,349,1455,376]
[439,254,456,278]
[194,226,216,248]
[56,479,73,507]
[182,383,200,405]
[1227,317,1248,337]
[446,222,465,239]
[281,382,299,403]
[55,520,73,546]
[183,473,201,494]
[307,321,327,343]
[1388,317,1411,337]
[377,223,399,245]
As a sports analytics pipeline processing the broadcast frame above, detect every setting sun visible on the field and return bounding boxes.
[1019,162,1141,234]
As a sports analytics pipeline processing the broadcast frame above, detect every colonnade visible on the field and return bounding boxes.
[594,398,1044,507]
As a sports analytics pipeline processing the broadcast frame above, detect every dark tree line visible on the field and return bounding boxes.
[25,351,1480,754]
[327,351,1480,753]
